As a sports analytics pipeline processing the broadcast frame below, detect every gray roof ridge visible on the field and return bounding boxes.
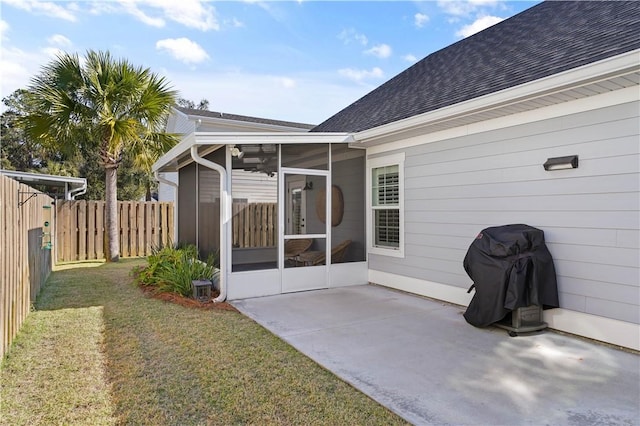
[175,106,315,130]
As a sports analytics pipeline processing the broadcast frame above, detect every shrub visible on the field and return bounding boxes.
[133,245,219,297]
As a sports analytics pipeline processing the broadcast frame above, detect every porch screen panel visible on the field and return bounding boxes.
[330,144,366,262]
[198,166,220,259]
[372,165,400,248]
[231,144,278,272]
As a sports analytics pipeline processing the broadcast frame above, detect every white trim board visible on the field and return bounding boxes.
[369,270,473,307]
[355,50,639,148]
[368,269,640,351]
[365,85,639,155]
[544,309,640,352]
[366,153,406,259]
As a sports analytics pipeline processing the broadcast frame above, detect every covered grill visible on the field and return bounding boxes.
[463,224,559,333]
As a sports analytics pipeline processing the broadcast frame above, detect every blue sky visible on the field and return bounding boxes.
[1,0,539,124]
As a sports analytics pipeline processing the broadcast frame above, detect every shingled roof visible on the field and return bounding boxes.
[312,1,640,133]
[176,107,315,130]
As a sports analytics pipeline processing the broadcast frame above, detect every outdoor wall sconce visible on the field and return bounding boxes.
[543,155,578,171]
[230,145,244,159]
[303,181,313,191]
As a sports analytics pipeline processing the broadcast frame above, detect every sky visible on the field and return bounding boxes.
[1,0,540,125]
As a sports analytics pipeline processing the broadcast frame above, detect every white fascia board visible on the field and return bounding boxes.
[0,169,87,188]
[353,49,640,145]
[152,132,353,173]
[195,115,313,133]
[152,133,196,173]
[193,132,352,145]
[367,85,639,156]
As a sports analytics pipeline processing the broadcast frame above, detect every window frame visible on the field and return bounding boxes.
[367,153,405,258]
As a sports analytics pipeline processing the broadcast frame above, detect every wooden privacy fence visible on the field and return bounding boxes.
[232,202,276,248]
[1,174,53,359]
[56,200,174,262]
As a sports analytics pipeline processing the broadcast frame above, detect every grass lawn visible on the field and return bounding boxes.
[1,259,408,425]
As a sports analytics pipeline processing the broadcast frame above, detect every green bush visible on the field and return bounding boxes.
[133,245,219,297]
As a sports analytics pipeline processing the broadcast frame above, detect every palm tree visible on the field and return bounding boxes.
[24,50,178,262]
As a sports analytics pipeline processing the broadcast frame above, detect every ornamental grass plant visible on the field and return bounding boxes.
[133,245,219,297]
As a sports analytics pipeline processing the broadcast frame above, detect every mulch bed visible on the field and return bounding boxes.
[139,285,238,312]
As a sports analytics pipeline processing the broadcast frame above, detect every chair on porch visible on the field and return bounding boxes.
[297,239,352,266]
[284,238,313,264]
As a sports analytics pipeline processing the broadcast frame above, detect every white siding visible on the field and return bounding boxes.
[197,123,272,132]
[166,112,195,134]
[369,100,640,324]
[231,170,277,203]
[157,172,178,202]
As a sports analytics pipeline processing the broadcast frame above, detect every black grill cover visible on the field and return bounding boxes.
[463,224,559,327]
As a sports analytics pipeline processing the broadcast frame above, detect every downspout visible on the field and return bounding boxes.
[190,145,230,303]
[68,179,88,200]
[154,171,179,244]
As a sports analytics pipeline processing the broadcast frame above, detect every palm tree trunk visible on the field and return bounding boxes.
[105,166,120,262]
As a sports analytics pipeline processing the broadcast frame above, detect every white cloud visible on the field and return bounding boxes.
[0,46,50,103]
[338,28,368,46]
[364,44,392,59]
[156,38,210,64]
[414,13,429,28]
[279,77,296,89]
[244,1,289,24]
[469,0,500,6]
[437,0,500,17]
[88,2,117,16]
[403,54,418,63]
[226,17,245,28]
[119,1,165,27]
[153,0,219,31]
[41,47,65,59]
[1,57,30,95]
[109,0,219,31]
[0,20,9,41]
[338,67,384,83]
[3,0,77,21]
[456,15,504,37]
[437,0,476,17]
[47,34,72,48]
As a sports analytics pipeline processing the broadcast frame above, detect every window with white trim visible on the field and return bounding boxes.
[368,154,404,257]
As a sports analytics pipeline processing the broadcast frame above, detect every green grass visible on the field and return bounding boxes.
[1,259,408,425]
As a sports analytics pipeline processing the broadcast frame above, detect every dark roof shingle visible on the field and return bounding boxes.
[312,1,640,133]
[176,107,315,130]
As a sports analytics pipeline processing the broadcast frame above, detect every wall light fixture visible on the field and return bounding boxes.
[543,155,578,171]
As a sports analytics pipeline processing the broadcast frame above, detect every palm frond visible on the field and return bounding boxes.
[23,49,178,172]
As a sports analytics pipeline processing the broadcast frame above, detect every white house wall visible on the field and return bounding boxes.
[367,97,639,348]
[166,112,196,134]
[157,172,178,202]
[231,170,277,203]
[331,155,366,262]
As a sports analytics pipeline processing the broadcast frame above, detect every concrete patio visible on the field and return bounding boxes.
[232,285,640,425]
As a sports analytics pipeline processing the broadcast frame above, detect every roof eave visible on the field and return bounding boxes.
[176,107,314,132]
[0,169,87,189]
[353,49,640,147]
[152,132,353,173]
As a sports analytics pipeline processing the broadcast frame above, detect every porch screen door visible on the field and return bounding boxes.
[281,169,329,293]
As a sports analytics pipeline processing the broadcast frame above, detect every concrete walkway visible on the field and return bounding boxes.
[231,285,640,425]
